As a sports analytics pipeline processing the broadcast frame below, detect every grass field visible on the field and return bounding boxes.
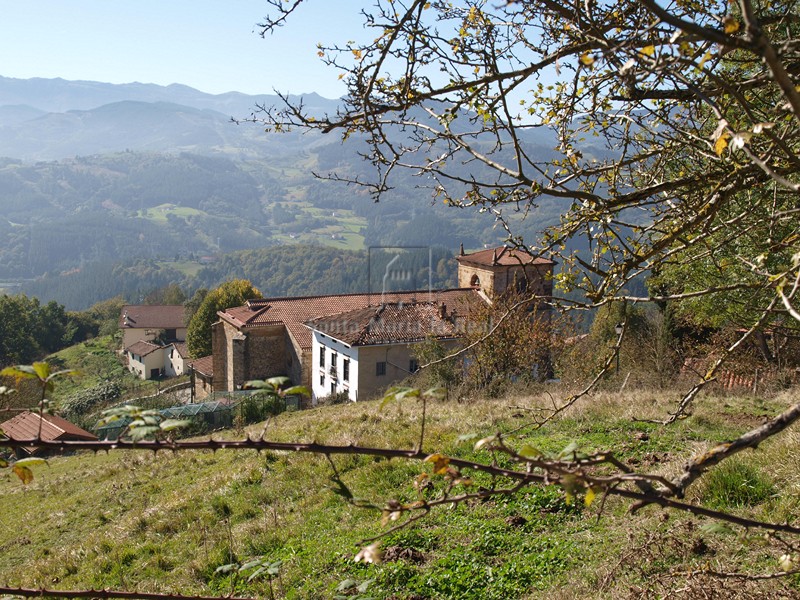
[1,384,799,598]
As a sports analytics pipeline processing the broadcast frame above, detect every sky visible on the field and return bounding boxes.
[0,1,363,98]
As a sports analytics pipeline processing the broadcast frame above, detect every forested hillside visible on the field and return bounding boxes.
[0,76,581,309]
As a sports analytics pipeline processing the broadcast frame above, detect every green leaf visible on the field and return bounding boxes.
[700,521,735,536]
[281,385,310,397]
[518,444,542,460]
[266,376,291,388]
[159,419,191,432]
[215,563,237,574]
[422,387,446,400]
[558,441,580,460]
[0,365,37,380]
[336,579,358,593]
[0,458,8,468]
[13,457,48,469]
[32,362,51,380]
[239,558,263,571]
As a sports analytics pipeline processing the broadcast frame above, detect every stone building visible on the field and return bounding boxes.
[210,245,554,403]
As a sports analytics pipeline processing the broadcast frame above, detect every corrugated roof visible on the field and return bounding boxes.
[219,288,478,350]
[125,340,164,357]
[119,305,185,329]
[0,411,97,442]
[457,246,555,267]
[306,302,460,346]
[188,355,214,377]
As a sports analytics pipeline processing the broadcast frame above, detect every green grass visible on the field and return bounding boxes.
[1,388,799,598]
[141,204,205,223]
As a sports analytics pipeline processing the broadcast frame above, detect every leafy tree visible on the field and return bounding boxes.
[260,0,800,410]
[143,283,187,306]
[185,279,262,358]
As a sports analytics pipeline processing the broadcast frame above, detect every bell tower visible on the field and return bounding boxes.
[456,245,554,298]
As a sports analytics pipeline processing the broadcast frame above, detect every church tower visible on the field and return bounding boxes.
[456,245,554,298]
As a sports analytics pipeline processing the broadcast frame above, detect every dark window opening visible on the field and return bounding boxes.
[376,362,387,376]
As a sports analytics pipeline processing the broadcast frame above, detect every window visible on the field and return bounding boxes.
[330,382,336,395]
[320,373,325,387]
[319,348,325,368]
[343,359,350,382]
[165,328,177,340]
[409,359,419,373]
[331,353,337,369]
[376,361,387,376]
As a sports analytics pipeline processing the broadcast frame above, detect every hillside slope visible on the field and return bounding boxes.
[1,388,798,599]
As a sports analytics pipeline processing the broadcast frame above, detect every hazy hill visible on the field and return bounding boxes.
[0,75,579,308]
[0,75,339,118]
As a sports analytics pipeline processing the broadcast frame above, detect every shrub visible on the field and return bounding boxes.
[316,391,350,406]
[60,380,122,420]
[701,459,776,509]
[236,391,286,424]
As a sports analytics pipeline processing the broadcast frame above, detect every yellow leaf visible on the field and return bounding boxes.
[584,487,596,507]
[13,464,33,485]
[723,17,740,34]
[352,49,362,60]
[424,453,451,475]
[579,52,595,66]
[714,132,730,156]
[641,45,655,57]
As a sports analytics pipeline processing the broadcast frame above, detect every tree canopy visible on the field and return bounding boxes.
[185,279,262,358]
[260,0,800,412]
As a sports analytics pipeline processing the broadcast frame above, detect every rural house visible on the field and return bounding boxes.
[211,246,554,403]
[307,301,463,402]
[119,305,188,380]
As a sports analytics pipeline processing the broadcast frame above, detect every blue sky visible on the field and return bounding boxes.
[0,1,361,98]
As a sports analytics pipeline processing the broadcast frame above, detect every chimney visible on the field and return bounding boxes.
[492,248,498,265]
[439,303,447,319]
[459,243,465,256]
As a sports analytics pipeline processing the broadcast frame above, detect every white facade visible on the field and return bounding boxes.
[311,331,360,403]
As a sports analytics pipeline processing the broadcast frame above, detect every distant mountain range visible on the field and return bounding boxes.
[0,75,580,309]
[0,75,341,160]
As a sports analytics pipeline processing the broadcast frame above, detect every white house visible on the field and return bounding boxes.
[305,302,462,402]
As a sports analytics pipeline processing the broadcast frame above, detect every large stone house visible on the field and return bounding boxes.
[209,245,554,403]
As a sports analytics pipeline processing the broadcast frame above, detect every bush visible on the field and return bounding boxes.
[236,391,286,424]
[701,459,776,509]
[316,391,350,406]
[60,380,122,420]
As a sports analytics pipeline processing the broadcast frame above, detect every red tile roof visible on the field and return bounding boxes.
[0,411,97,442]
[219,288,479,351]
[125,340,164,357]
[457,246,555,267]
[120,305,185,329]
[188,355,214,377]
[306,302,460,346]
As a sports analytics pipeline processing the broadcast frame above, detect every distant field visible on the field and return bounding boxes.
[161,260,204,278]
[141,204,205,223]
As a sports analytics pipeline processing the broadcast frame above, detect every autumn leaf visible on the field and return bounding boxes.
[714,132,730,156]
[425,453,450,475]
[12,464,34,485]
